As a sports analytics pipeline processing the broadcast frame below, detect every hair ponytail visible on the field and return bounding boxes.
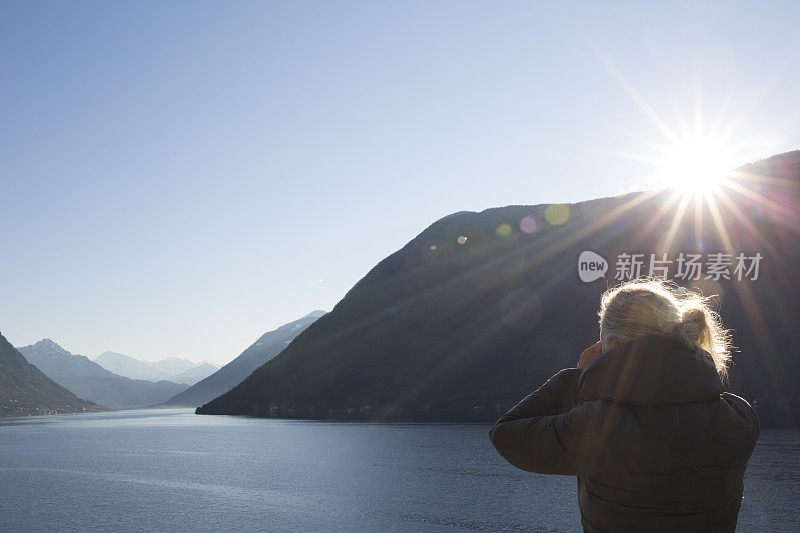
[672,296,733,381]
[599,278,733,382]
[670,307,705,346]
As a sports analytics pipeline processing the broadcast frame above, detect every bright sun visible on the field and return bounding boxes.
[658,137,738,195]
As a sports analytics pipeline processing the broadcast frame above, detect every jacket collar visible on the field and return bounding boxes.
[578,334,723,405]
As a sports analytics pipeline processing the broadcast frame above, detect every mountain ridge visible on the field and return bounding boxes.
[197,151,800,426]
[161,310,326,407]
[0,332,101,416]
[93,351,219,385]
[18,339,189,410]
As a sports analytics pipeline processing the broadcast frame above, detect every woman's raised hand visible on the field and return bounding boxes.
[577,341,603,370]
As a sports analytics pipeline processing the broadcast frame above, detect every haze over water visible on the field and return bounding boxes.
[0,410,796,532]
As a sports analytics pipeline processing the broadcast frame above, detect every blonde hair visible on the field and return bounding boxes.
[598,278,733,382]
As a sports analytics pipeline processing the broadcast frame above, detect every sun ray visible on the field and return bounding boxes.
[714,188,782,259]
[693,193,704,251]
[723,179,799,223]
[704,192,735,253]
[584,37,681,147]
[659,192,692,254]
[628,190,683,251]
[524,189,663,267]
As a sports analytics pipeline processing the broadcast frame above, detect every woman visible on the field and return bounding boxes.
[489,278,760,532]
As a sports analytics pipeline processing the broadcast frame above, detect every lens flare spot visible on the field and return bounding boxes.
[519,215,541,234]
[500,289,543,330]
[496,223,512,237]
[457,235,468,245]
[545,204,570,225]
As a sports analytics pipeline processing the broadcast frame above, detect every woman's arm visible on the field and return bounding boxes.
[488,368,585,474]
[493,367,582,425]
[488,342,605,475]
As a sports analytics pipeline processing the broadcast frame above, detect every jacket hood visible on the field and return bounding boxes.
[578,334,723,405]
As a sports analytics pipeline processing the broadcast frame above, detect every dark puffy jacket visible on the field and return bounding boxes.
[489,334,760,532]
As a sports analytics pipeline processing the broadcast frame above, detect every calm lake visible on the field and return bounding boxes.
[0,409,797,532]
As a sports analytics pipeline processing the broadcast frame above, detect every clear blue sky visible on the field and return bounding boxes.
[1,1,798,363]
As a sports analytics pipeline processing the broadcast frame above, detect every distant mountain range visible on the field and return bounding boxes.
[162,311,325,407]
[168,361,220,385]
[0,332,100,416]
[197,151,800,426]
[93,352,219,385]
[18,339,188,410]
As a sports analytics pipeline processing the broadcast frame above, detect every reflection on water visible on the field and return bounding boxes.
[0,409,797,532]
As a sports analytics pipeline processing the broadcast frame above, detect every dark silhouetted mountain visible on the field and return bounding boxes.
[18,339,189,410]
[197,152,800,426]
[163,311,326,407]
[0,332,100,416]
[93,352,219,385]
